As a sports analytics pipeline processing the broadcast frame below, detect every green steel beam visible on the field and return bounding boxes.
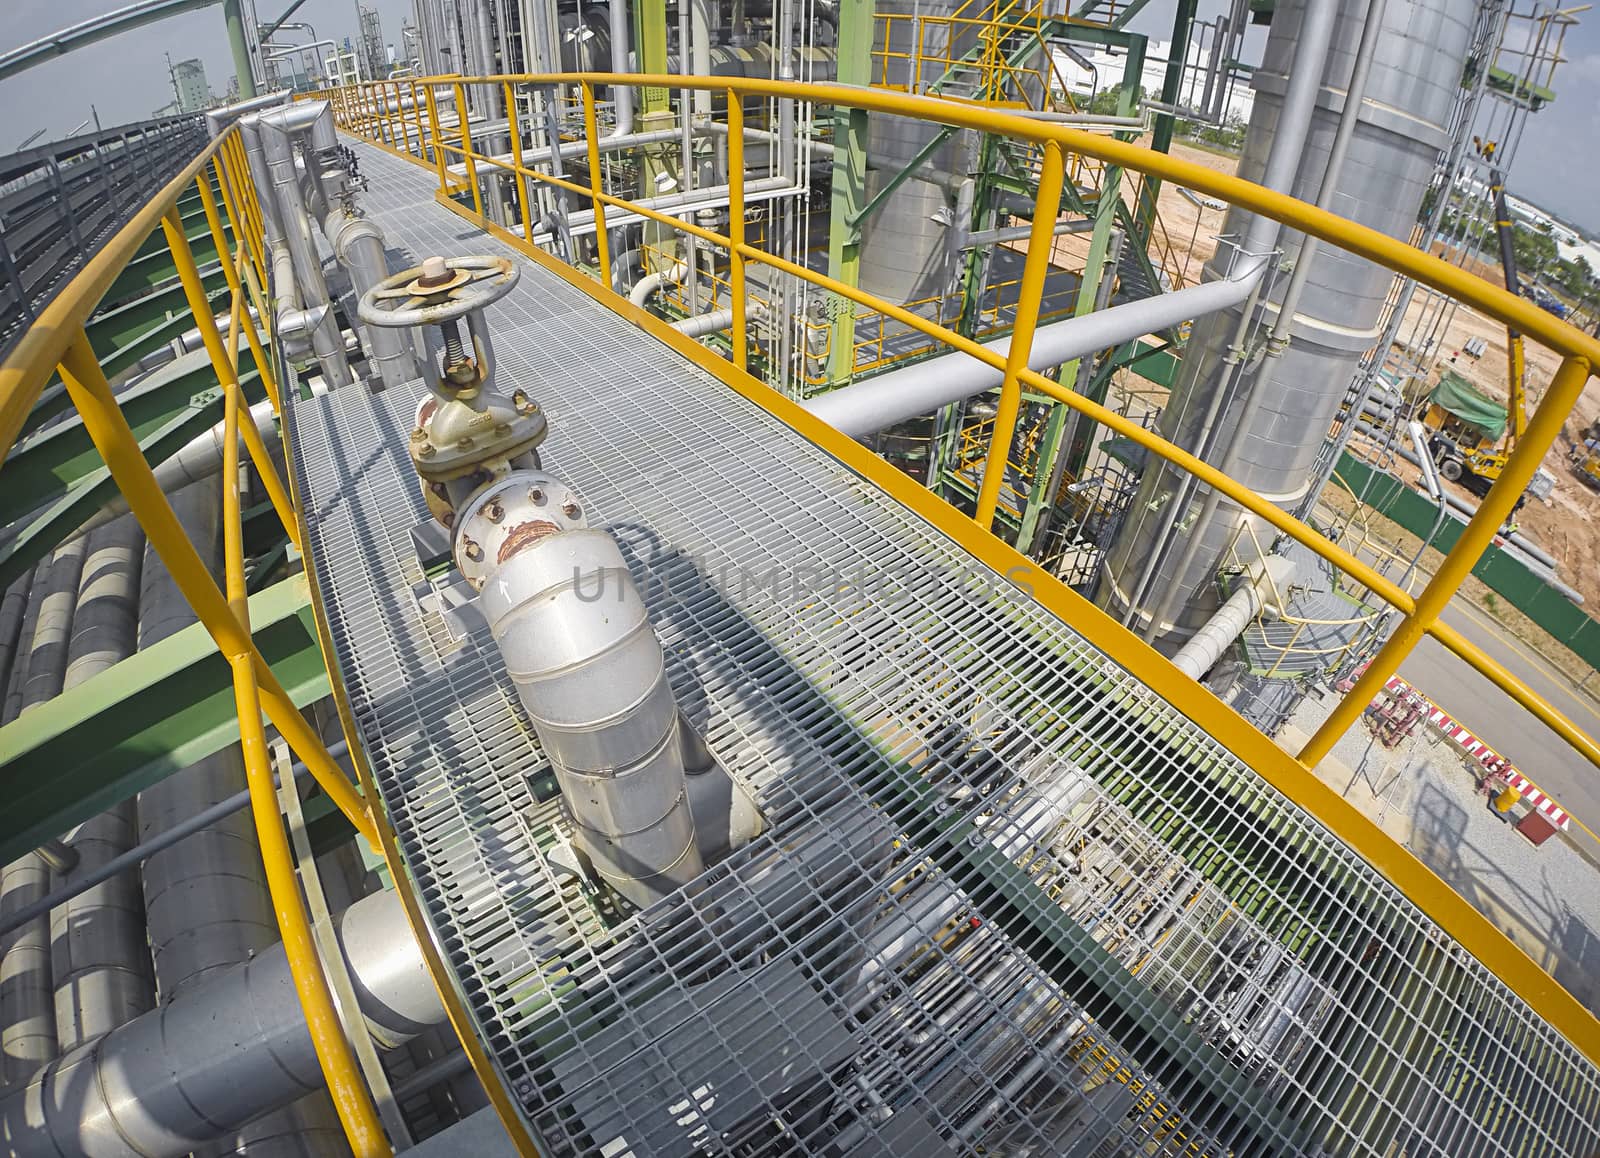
[0,574,327,865]
[0,352,259,529]
[100,286,231,379]
[824,0,874,387]
[1136,0,1196,236]
[0,384,242,589]
[105,224,225,305]
[846,126,955,230]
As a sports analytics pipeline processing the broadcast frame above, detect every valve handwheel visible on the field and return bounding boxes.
[358,255,521,328]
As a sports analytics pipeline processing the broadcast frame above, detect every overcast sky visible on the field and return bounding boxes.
[4,0,1598,231]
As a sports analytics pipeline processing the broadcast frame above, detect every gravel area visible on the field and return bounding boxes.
[1282,690,1600,1018]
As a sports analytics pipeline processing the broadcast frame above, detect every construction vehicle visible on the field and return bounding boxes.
[1426,139,1529,492]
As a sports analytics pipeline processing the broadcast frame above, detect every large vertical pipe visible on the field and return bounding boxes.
[135,481,342,1155]
[51,517,155,1052]
[1102,0,1476,644]
[223,0,259,98]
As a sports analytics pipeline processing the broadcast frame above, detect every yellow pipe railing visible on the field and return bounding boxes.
[320,72,1600,790]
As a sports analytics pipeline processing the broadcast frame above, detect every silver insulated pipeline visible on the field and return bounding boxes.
[453,473,704,910]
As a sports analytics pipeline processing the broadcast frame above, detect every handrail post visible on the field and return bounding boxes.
[455,81,482,217]
[424,84,448,192]
[218,357,392,1157]
[1299,353,1593,768]
[506,81,534,248]
[728,90,747,372]
[580,81,611,287]
[975,140,1064,530]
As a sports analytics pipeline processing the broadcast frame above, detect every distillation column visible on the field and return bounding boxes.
[1101,0,1476,643]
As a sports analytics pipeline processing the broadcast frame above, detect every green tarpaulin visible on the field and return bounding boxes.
[1430,371,1507,442]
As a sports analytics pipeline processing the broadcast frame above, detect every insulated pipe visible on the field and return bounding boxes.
[204,90,291,138]
[239,119,285,249]
[1139,0,1388,643]
[443,127,687,178]
[630,259,688,307]
[1112,0,1339,635]
[461,478,704,910]
[0,540,86,1079]
[1169,558,1295,680]
[322,207,421,387]
[0,889,444,1158]
[0,751,333,942]
[802,270,1268,438]
[804,2,1334,437]
[51,516,154,1051]
[253,110,353,389]
[669,302,769,339]
[134,480,342,1152]
[609,0,633,137]
[1357,430,1565,573]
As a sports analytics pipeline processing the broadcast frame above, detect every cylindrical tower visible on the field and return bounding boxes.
[1102,0,1475,642]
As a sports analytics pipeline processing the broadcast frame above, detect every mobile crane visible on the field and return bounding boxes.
[1427,139,1529,492]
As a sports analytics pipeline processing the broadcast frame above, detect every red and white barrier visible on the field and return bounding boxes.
[1376,673,1571,832]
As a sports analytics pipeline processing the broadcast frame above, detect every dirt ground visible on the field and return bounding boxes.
[1140,140,1600,610]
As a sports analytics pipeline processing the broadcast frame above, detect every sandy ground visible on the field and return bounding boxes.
[1139,140,1600,609]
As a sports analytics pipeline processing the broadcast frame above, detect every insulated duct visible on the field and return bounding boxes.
[1102,0,1477,643]
[0,889,444,1158]
[454,474,705,910]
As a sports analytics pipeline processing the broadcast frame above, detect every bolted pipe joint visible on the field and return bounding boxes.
[454,472,705,910]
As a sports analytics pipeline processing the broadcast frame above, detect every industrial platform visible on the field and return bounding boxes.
[282,138,1600,1156]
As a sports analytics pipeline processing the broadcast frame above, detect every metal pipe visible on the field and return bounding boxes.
[1141,0,1388,642]
[609,0,633,137]
[0,889,443,1158]
[630,259,688,307]
[1115,0,1339,637]
[443,127,687,177]
[204,90,291,138]
[802,270,1268,439]
[1170,558,1295,679]
[461,478,703,909]
[1355,427,1565,575]
[670,302,767,338]
[323,207,420,387]
[252,108,353,389]
[0,748,339,942]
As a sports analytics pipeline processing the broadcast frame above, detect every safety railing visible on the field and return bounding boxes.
[318,72,1600,841]
[0,125,394,1155]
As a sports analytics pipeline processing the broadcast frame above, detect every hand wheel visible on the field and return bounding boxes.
[358,255,520,328]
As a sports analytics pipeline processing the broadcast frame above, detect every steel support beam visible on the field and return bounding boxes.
[0,575,327,865]
[0,352,262,528]
[824,0,874,387]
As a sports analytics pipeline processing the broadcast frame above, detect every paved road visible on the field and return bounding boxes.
[1395,596,1600,848]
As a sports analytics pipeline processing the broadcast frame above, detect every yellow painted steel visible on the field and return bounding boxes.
[351,73,1600,783]
[580,82,611,288]
[0,129,236,467]
[216,323,394,1157]
[975,139,1064,531]
[454,81,482,218]
[1301,353,1597,768]
[505,80,533,242]
[728,95,748,373]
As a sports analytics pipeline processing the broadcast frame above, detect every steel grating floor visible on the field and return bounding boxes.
[284,139,1600,1157]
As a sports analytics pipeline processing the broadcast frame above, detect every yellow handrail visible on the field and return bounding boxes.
[326,73,1600,783]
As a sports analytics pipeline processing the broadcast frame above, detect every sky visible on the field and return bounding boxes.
[3,0,1599,231]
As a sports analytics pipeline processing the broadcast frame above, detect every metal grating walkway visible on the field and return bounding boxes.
[285,139,1600,1157]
